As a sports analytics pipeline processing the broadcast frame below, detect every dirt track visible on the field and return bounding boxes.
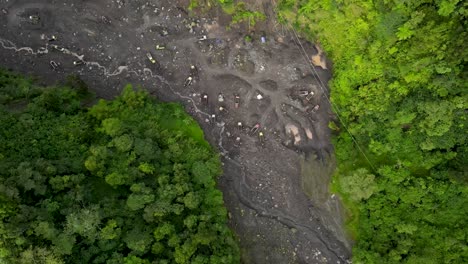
[0,0,351,263]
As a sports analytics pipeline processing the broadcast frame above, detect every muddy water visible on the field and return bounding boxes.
[300,154,353,250]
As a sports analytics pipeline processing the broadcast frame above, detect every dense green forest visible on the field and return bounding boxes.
[278,0,467,263]
[0,70,240,264]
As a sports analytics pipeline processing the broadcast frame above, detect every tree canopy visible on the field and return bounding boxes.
[0,70,240,264]
[279,0,467,263]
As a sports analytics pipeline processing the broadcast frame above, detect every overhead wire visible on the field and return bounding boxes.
[271,0,377,171]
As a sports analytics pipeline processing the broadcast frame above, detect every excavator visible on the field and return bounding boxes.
[201,93,209,105]
[249,123,260,135]
[234,94,240,108]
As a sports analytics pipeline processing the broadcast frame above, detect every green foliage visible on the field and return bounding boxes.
[279,0,468,263]
[338,168,377,202]
[188,0,200,11]
[0,70,240,263]
[229,2,266,27]
[188,0,266,27]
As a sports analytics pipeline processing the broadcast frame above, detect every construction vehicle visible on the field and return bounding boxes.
[190,65,198,78]
[249,123,260,135]
[202,93,208,105]
[146,52,157,64]
[237,121,243,130]
[29,15,40,25]
[198,35,207,41]
[50,44,65,52]
[49,61,59,71]
[218,93,225,103]
[299,90,309,97]
[101,16,111,24]
[234,94,240,108]
[146,52,161,69]
[201,93,208,105]
[48,35,57,42]
[258,131,265,144]
[306,92,315,102]
[184,76,193,87]
[311,104,320,113]
[155,44,166,50]
[73,60,84,66]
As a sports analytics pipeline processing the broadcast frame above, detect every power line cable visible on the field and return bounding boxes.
[271,0,377,171]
